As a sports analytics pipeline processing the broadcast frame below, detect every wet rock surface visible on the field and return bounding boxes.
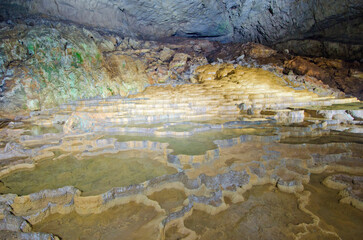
[323,174,363,210]
[305,174,363,240]
[0,109,362,239]
[184,185,313,240]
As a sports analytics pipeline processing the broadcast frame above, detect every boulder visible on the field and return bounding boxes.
[159,47,175,62]
[169,53,191,74]
[103,54,149,95]
[244,43,277,59]
[284,57,330,81]
[146,65,170,84]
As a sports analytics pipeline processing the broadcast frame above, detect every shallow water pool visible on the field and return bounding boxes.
[0,150,176,196]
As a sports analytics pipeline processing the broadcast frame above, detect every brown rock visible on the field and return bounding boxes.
[103,54,149,95]
[284,56,330,81]
[207,42,282,66]
[169,53,191,74]
[216,64,235,79]
[194,64,220,83]
[284,56,363,99]
[159,47,175,62]
[146,65,170,83]
[245,43,277,59]
[313,58,344,69]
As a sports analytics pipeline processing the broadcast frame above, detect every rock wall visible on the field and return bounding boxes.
[0,23,149,115]
[1,0,363,60]
[0,20,214,116]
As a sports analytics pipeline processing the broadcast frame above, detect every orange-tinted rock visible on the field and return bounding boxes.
[146,64,170,83]
[103,54,149,95]
[284,56,363,99]
[207,42,282,63]
[244,43,277,59]
[313,58,345,69]
[169,53,191,74]
[284,57,330,81]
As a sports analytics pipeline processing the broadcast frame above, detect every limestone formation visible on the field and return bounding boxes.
[0,114,362,239]
[0,9,362,240]
[0,22,214,116]
[0,55,362,238]
[323,174,363,211]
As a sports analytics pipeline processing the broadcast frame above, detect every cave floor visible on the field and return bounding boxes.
[1,116,362,239]
[0,66,363,240]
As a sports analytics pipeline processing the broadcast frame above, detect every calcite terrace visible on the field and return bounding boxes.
[0,62,363,239]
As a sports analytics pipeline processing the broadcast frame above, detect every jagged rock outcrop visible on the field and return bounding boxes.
[1,0,363,60]
[284,57,363,98]
[0,22,212,117]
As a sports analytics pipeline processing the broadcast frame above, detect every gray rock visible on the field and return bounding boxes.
[2,0,362,59]
[0,230,58,240]
[348,110,363,120]
[332,113,354,123]
[26,99,40,111]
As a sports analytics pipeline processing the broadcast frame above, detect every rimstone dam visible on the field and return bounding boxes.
[0,1,363,239]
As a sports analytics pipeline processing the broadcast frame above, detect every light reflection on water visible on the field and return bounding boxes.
[0,119,362,240]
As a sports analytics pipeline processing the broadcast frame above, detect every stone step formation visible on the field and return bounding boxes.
[0,64,362,240]
[29,65,358,132]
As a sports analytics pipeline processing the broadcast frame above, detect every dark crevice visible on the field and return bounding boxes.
[177,32,224,39]
[268,6,274,16]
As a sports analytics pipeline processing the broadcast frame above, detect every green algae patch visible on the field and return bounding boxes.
[104,134,217,155]
[21,125,63,136]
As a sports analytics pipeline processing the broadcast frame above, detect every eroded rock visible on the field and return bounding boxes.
[3,0,362,61]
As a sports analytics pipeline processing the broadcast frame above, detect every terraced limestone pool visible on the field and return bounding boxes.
[103,127,275,155]
[0,116,363,240]
[32,202,164,240]
[0,150,176,196]
[304,174,363,240]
